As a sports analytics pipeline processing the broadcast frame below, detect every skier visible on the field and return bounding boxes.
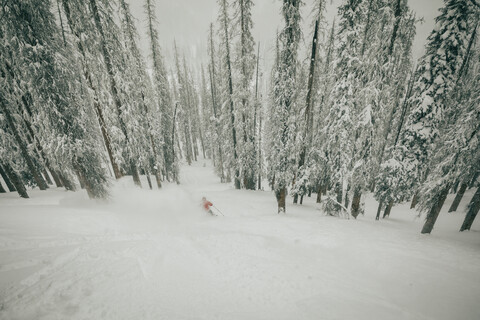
[202,197,215,216]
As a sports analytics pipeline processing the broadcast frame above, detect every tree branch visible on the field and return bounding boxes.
[470,0,480,9]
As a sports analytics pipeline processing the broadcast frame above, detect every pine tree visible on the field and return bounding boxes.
[322,0,366,217]
[145,0,176,182]
[207,23,226,181]
[266,0,302,213]
[218,0,241,189]
[419,28,479,233]
[292,0,325,204]
[2,0,109,199]
[385,0,477,233]
[61,0,122,181]
[233,0,257,190]
[118,0,163,188]
[88,0,142,187]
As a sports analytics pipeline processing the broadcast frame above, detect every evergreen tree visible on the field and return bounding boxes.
[266,0,302,213]
[233,0,257,190]
[384,0,476,233]
[292,0,325,204]
[218,0,241,189]
[145,0,177,182]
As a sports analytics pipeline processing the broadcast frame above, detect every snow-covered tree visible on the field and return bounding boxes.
[384,0,477,233]
[266,0,302,213]
[145,0,177,182]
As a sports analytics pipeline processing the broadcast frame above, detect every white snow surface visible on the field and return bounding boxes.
[1,161,479,320]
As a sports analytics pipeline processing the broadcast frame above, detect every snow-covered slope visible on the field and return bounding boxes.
[1,161,479,320]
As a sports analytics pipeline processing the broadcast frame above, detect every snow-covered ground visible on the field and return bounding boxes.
[1,161,479,320]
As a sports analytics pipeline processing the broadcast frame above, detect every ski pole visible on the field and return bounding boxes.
[213,205,224,216]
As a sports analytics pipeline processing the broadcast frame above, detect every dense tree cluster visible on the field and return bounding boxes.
[200,0,480,233]
[0,0,176,198]
[1,0,479,234]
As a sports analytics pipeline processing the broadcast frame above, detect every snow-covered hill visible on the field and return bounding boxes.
[1,161,479,320]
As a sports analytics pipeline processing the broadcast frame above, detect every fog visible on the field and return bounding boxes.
[126,0,444,70]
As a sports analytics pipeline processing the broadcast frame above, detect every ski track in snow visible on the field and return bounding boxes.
[0,160,479,320]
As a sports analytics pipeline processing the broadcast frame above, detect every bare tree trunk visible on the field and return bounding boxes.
[257,102,262,190]
[460,187,480,231]
[336,183,343,212]
[293,17,320,204]
[421,187,449,234]
[351,188,362,218]
[58,171,76,191]
[146,172,153,190]
[449,182,468,212]
[316,184,322,203]
[276,187,286,213]
[383,200,393,218]
[220,0,240,189]
[0,164,16,192]
[410,192,418,209]
[72,162,96,199]
[470,172,479,188]
[2,162,28,198]
[49,168,64,188]
[376,201,383,220]
[75,169,85,189]
[42,169,53,185]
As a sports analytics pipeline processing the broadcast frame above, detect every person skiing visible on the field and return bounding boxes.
[202,197,214,215]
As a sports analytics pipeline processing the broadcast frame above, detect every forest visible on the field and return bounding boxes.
[1,0,479,236]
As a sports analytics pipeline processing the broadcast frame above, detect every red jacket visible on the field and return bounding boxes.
[203,200,213,211]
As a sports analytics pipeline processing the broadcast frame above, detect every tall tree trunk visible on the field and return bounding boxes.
[360,0,375,57]
[351,188,362,218]
[257,111,262,190]
[254,43,261,190]
[0,98,48,190]
[393,66,417,146]
[460,187,480,231]
[276,187,286,213]
[48,168,64,188]
[421,187,449,234]
[146,171,153,190]
[376,201,383,220]
[383,200,393,218]
[75,169,85,189]
[410,192,418,209]
[1,162,28,198]
[61,0,122,180]
[42,169,53,185]
[388,0,402,56]
[316,184,322,203]
[89,0,141,187]
[293,18,320,204]
[149,135,162,188]
[58,171,76,191]
[469,172,479,188]
[207,33,225,182]
[220,0,240,189]
[72,162,93,199]
[0,164,16,192]
[449,182,468,212]
[336,183,343,212]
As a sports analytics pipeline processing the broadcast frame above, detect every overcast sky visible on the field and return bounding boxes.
[126,0,444,73]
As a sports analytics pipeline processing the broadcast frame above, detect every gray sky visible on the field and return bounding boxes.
[126,0,444,71]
